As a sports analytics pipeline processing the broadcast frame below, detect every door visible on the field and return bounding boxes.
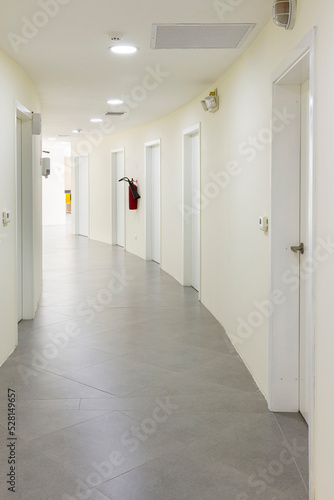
[182,125,201,295]
[16,118,23,322]
[299,79,310,424]
[151,144,160,263]
[116,152,125,247]
[78,156,89,237]
[191,133,200,291]
[270,46,314,422]
[111,151,125,247]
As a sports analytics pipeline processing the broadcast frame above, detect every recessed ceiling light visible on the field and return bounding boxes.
[90,118,103,123]
[110,45,137,54]
[107,99,124,106]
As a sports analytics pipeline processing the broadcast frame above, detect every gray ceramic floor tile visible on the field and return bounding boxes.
[137,388,269,414]
[0,406,111,441]
[176,413,289,461]
[277,482,309,499]
[174,432,302,498]
[30,412,184,484]
[0,398,80,409]
[0,359,112,400]
[17,317,112,342]
[274,412,309,488]
[15,341,115,376]
[123,339,225,373]
[123,409,210,444]
[65,357,170,397]
[75,328,143,355]
[125,369,243,398]
[96,450,289,500]
[0,436,109,500]
[184,354,259,393]
[173,323,236,354]
[79,397,157,412]
[18,308,75,332]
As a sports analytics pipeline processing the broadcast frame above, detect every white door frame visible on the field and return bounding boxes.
[269,29,315,498]
[73,155,90,237]
[15,101,35,320]
[144,139,161,262]
[16,116,23,322]
[182,123,201,297]
[110,148,125,246]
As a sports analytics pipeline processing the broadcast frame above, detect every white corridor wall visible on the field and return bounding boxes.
[0,49,41,365]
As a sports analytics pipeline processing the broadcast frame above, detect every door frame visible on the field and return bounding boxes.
[144,139,161,262]
[182,123,201,297]
[110,148,125,246]
[15,101,35,321]
[269,29,315,498]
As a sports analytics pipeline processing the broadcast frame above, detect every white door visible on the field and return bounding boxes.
[116,152,125,247]
[78,156,89,237]
[182,125,201,294]
[111,151,125,247]
[16,118,23,322]
[299,79,310,424]
[191,133,200,292]
[151,145,160,263]
[270,47,314,419]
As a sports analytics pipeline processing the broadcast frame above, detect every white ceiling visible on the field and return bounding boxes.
[0,0,272,140]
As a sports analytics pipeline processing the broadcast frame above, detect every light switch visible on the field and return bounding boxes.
[259,216,268,232]
[2,211,11,226]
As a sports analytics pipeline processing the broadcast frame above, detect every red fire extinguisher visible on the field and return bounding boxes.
[118,177,141,210]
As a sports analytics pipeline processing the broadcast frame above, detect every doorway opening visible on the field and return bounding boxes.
[182,124,201,296]
[145,140,161,264]
[269,29,315,497]
[111,149,125,248]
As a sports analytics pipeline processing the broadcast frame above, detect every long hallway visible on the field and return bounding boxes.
[0,225,308,499]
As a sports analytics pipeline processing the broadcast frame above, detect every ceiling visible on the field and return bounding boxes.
[0,0,272,141]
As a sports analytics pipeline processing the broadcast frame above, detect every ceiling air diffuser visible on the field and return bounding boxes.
[151,24,256,50]
[272,0,297,30]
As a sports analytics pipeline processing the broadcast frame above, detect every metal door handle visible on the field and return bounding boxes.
[290,243,304,255]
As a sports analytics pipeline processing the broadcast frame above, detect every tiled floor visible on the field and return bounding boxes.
[0,224,309,499]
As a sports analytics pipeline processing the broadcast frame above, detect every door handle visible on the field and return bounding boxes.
[290,243,304,255]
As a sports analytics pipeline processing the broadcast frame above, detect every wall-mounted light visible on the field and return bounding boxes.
[272,0,297,30]
[201,89,219,113]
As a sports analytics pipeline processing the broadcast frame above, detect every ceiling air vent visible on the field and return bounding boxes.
[105,111,126,116]
[151,23,256,50]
